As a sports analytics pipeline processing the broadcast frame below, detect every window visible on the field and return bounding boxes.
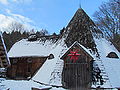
[106,52,119,58]
[48,54,54,59]
[12,59,18,64]
[27,59,32,63]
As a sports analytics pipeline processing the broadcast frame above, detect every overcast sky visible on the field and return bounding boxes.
[0,0,108,33]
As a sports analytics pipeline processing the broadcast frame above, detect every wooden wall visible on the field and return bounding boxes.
[7,56,47,80]
[61,45,93,89]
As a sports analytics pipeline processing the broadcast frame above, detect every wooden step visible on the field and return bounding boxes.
[0,44,3,46]
[0,48,5,51]
[3,64,8,67]
[0,57,6,60]
[2,63,8,66]
[0,60,6,62]
[0,52,6,56]
[1,60,8,63]
[0,41,2,43]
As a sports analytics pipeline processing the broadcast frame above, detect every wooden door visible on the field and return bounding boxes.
[62,63,91,89]
[16,60,26,79]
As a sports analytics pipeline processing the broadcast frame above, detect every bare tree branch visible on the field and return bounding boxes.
[93,0,120,51]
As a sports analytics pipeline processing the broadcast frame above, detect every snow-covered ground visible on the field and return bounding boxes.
[0,78,67,90]
[1,80,43,90]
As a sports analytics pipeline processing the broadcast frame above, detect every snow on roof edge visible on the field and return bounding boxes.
[60,41,95,59]
[9,55,48,58]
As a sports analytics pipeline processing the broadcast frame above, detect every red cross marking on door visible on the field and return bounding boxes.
[68,49,81,63]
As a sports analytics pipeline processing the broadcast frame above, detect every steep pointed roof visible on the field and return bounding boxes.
[67,8,89,28]
[62,8,102,57]
[65,8,102,34]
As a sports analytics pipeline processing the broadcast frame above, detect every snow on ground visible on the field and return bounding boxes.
[0,78,67,90]
[8,39,54,57]
[1,79,52,90]
[50,87,67,90]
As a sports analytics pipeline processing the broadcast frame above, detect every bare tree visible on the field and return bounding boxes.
[39,29,49,36]
[3,21,29,51]
[93,0,120,51]
[8,21,27,32]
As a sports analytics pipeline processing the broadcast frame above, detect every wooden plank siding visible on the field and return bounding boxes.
[61,43,93,89]
[7,56,47,80]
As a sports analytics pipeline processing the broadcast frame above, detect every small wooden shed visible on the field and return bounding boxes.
[7,38,54,80]
[61,41,94,89]
[7,56,47,80]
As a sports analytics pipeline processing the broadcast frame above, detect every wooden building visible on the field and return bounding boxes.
[0,32,10,68]
[7,56,48,80]
[61,41,94,89]
[7,37,55,80]
[106,52,119,58]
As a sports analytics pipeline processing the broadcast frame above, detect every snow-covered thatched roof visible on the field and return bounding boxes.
[94,38,120,59]
[94,38,120,88]
[102,58,120,88]
[32,38,67,86]
[8,39,55,57]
